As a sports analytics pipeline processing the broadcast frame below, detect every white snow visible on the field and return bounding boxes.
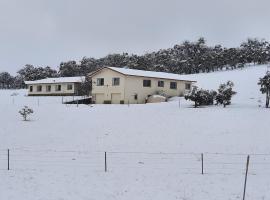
[0,65,270,200]
[108,67,196,82]
[24,76,85,84]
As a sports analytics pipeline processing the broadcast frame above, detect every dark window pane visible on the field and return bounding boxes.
[143,80,151,87]
[170,82,177,89]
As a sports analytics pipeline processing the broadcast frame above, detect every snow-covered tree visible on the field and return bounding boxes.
[258,71,270,108]
[185,86,217,108]
[216,81,236,107]
[19,106,34,121]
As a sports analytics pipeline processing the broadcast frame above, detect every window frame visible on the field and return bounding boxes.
[37,85,42,92]
[97,78,104,86]
[143,80,151,87]
[185,83,191,90]
[112,77,120,86]
[67,84,73,90]
[29,85,33,92]
[46,85,51,92]
[55,85,61,91]
[170,82,177,89]
[158,80,164,87]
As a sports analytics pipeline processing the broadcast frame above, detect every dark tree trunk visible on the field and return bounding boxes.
[266,90,270,108]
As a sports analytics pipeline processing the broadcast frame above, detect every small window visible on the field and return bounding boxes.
[29,86,33,92]
[97,78,104,86]
[158,80,164,87]
[143,80,151,87]
[55,85,61,91]
[134,94,138,100]
[170,82,177,89]
[67,84,73,90]
[46,85,51,92]
[37,85,42,92]
[112,78,120,86]
[185,83,191,90]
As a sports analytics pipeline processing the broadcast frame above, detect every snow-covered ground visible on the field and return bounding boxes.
[0,65,269,200]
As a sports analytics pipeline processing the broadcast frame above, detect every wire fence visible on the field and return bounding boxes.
[1,148,270,175]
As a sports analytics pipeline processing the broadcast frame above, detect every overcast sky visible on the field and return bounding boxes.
[0,0,270,74]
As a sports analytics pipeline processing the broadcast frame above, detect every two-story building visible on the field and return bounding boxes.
[89,67,196,104]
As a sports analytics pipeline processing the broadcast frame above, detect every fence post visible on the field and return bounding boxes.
[105,152,107,172]
[201,153,204,175]
[243,155,250,200]
[7,149,10,170]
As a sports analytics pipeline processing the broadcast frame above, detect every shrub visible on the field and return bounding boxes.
[19,106,34,121]
[185,86,217,108]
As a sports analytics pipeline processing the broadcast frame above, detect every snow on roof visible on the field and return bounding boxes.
[107,67,196,82]
[25,76,85,85]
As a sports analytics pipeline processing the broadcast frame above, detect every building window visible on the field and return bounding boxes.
[143,80,151,87]
[55,85,61,91]
[134,94,138,100]
[37,85,42,92]
[185,83,191,90]
[158,80,164,87]
[170,82,177,89]
[112,78,120,86]
[46,85,51,92]
[67,84,73,90]
[29,86,33,92]
[97,78,104,86]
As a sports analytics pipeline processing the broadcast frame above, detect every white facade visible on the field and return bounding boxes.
[90,67,195,104]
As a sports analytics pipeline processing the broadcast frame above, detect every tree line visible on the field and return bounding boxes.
[1,37,270,89]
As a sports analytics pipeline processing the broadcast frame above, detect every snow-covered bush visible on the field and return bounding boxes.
[185,86,217,108]
[215,81,236,107]
[155,90,167,97]
[258,71,270,108]
[19,106,34,121]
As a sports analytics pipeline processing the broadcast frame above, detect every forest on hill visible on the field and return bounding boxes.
[1,37,270,88]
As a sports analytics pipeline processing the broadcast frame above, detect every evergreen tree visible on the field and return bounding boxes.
[258,71,270,108]
[216,81,236,107]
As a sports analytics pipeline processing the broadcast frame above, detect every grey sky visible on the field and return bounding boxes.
[0,0,269,74]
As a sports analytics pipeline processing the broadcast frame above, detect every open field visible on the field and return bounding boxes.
[0,65,270,200]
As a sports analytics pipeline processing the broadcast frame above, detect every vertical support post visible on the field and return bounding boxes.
[105,151,107,172]
[201,153,204,175]
[243,155,250,200]
[7,149,10,171]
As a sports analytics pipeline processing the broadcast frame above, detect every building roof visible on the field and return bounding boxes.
[106,67,196,82]
[25,76,85,85]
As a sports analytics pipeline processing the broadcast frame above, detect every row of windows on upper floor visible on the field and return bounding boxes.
[29,84,73,92]
[96,78,191,90]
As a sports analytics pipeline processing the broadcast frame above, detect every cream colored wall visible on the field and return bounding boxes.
[91,68,193,104]
[124,76,191,104]
[91,68,126,103]
[27,83,76,95]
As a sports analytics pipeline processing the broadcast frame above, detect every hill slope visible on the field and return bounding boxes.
[0,65,269,200]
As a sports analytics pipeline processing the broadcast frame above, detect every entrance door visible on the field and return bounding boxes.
[111,93,121,104]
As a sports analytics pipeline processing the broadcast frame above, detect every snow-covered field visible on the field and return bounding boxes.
[0,65,270,200]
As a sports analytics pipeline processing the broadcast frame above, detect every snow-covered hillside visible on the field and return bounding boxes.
[0,65,269,200]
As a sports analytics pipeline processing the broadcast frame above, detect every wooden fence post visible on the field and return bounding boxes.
[201,153,204,175]
[243,155,250,200]
[105,152,107,172]
[7,149,10,170]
